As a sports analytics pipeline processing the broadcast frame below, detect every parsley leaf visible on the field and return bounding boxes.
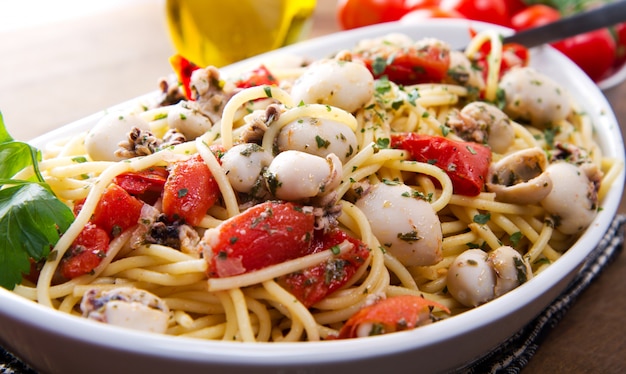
[473,212,491,225]
[0,113,74,289]
[375,137,390,149]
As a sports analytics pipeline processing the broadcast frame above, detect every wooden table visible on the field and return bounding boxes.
[0,0,624,372]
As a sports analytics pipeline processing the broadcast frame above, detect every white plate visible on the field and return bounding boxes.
[1,19,624,374]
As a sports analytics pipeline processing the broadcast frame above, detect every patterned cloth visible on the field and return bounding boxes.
[2,215,625,374]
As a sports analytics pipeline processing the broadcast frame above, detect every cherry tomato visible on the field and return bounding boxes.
[612,22,626,68]
[337,0,438,30]
[206,201,316,278]
[278,229,370,307]
[391,133,492,196]
[552,28,617,82]
[439,0,511,27]
[400,6,465,22]
[162,154,220,227]
[511,4,561,31]
[60,222,110,279]
[503,0,528,18]
[352,39,450,85]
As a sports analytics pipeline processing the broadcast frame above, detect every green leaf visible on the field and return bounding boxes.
[0,116,75,290]
[0,183,74,290]
[0,142,41,182]
[0,112,13,143]
[0,114,44,184]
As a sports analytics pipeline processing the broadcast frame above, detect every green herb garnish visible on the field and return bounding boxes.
[0,113,74,289]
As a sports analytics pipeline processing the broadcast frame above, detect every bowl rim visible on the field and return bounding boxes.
[1,18,624,371]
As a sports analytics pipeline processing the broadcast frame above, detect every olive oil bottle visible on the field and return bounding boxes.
[165,0,317,67]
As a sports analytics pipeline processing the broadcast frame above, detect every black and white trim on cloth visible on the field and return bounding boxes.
[457,214,626,374]
[0,348,36,374]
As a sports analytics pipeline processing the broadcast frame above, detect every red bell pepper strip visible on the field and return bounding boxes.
[391,133,492,196]
[169,54,201,100]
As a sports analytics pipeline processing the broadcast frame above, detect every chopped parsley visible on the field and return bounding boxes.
[177,188,189,198]
[397,231,421,242]
[315,135,331,149]
[375,137,390,149]
[473,213,491,225]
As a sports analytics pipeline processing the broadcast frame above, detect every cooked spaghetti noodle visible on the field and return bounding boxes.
[11,30,623,342]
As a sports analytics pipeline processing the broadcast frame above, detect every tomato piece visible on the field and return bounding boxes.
[552,28,617,82]
[337,295,450,338]
[113,166,169,204]
[503,0,528,18]
[162,154,220,226]
[337,0,430,30]
[353,40,450,85]
[400,7,465,22]
[277,229,370,307]
[510,4,561,31]
[60,222,110,279]
[440,0,511,27]
[89,184,145,238]
[205,201,316,277]
[391,133,492,196]
[234,64,278,89]
[169,53,201,100]
[613,22,626,67]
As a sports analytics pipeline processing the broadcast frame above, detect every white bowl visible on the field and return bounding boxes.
[1,19,624,374]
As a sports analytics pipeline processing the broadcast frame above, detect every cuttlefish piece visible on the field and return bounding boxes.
[486,147,553,204]
[541,161,601,235]
[447,102,515,154]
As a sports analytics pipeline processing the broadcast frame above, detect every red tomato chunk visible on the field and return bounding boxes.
[206,201,316,278]
[278,229,370,307]
[391,133,492,196]
[60,222,110,279]
[162,154,220,227]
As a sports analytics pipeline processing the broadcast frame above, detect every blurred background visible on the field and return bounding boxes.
[0,0,338,141]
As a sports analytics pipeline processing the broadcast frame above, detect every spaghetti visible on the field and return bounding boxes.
[11,30,623,342]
